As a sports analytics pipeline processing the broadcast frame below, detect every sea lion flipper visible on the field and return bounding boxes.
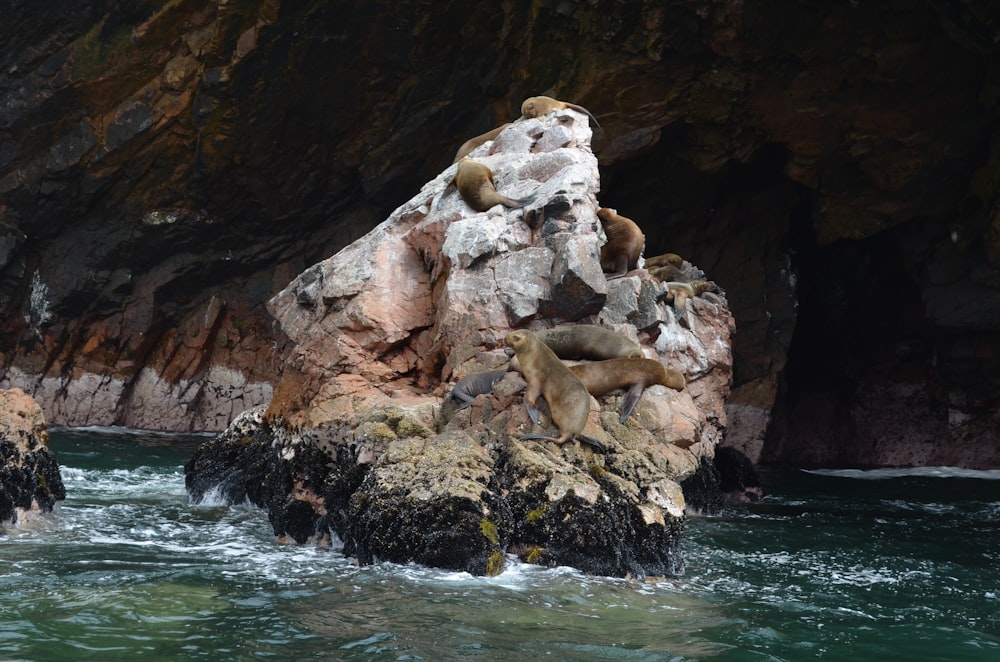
[523,401,541,425]
[619,383,645,423]
[519,433,606,453]
[672,297,687,323]
[494,190,536,210]
[507,192,536,209]
[576,435,606,452]
[519,432,562,446]
[565,102,602,132]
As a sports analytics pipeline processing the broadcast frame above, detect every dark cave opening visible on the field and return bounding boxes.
[766,212,938,465]
[782,209,933,399]
[600,125,995,466]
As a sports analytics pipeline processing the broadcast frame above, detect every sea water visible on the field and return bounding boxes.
[1,428,997,661]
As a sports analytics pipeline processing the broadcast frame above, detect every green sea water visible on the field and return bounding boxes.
[1,428,997,661]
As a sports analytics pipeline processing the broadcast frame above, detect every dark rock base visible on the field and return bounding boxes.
[185,410,691,579]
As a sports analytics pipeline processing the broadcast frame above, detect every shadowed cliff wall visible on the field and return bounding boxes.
[1,0,998,465]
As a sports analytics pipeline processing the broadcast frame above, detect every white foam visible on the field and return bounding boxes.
[803,467,1000,480]
[50,424,214,438]
[190,484,252,508]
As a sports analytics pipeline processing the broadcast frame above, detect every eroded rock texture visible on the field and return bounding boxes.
[1,388,65,530]
[187,112,734,577]
[2,1,999,466]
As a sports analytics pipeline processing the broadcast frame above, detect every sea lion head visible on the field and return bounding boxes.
[520,96,556,119]
[505,330,530,353]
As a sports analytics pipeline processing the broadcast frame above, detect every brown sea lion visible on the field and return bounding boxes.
[597,207,644,280]
[520,95,602,132]
[649,264,689,283]
[453,123,512,163]
[454,158,534,213]
[534,324,643,360]
[663,281,694,316]
[505,330,605,451]
[644,253,684,270]
[569,358,685,423]
[448,369,508,410]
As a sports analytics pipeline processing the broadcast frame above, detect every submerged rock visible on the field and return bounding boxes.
[186,110,735,577]
[0,388,65,530]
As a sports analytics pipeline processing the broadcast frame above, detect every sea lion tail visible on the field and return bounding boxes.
[502,192,537,209]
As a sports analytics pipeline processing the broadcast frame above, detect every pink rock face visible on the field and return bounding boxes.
[0,388,47,448]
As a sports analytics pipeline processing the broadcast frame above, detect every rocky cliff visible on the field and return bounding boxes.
[1,1,998,467]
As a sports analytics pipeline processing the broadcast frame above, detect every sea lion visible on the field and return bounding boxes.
[649,264,689,283]
[520,95,602,132]
[568,358,685,423]
[533,324,643,361]
[504,330,605,451]
[663,281,695,321]
[643,253,684,270]
[454,158,534,213]
[597,207,644,280]
[448,369,508,410]
[453,123,512,163]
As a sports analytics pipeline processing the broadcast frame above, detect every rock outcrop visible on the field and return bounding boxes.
[186,110,734,577]
[1,388,65,530]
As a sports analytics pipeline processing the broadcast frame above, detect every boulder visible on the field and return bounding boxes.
[0,388,65,530]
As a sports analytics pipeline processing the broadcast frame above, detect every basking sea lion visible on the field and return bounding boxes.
[644,253,684,270]
[663,281,695,321]
[454,158,534,213]
[448,369,508,410]
[505,330,606,451]
[664,280,717,324]
[453,123,512,163]
[521,95,602,132]
[568,358,685,423]
[597,207,644,280]
[649,263,690,283]
[534,324,643,361]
